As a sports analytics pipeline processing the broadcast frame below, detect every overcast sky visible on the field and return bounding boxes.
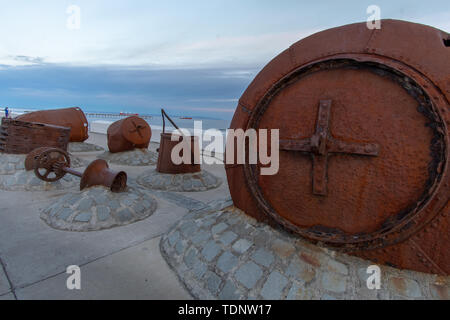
[0,1,449,118]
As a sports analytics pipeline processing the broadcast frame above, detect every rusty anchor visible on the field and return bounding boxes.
[25,147,127,192]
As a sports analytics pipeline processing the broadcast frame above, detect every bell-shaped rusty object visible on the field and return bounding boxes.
[17,107,89,142]
[80,159,127,192]
[25,147,127,192]
[107,116,151,153]
[156,109,201,174]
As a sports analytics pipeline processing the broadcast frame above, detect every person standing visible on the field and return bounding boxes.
[4,107,9,118]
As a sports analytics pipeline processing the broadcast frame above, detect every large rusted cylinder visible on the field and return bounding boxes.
[156,133,201,174]
[16,107,88,142]
[107,116,151,153]
[226,20,449,275]
[0,118,70,154]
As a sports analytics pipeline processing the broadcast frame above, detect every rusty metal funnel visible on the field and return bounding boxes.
[80,159,127,192]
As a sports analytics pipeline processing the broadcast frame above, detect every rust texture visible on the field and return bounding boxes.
[16,107,89,142]
[25,147,127,192]
[226,20,449,275]
[107,116,151,153]
[156,109,201,174]
[0,118,70,154]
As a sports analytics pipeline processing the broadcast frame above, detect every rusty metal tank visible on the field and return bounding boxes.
[16,107,89,142]
[226,20,449,275]
[0,118,71,154]
[107,116,151,153]
[156,109,201,174]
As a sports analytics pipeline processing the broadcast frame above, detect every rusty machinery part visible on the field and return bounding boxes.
[16,107,89,142]
[225,20,449,275]
[156,109,201,174]
[107,116,152,153]
[0,118,71,154]
[26,147,127,192]
[79,159,127,193]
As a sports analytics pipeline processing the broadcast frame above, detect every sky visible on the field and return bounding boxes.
[0,0,449,119]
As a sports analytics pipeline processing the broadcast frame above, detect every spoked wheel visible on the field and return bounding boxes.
[33,147,71,182]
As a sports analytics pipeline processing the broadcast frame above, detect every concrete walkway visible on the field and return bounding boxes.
[0,133,229,299]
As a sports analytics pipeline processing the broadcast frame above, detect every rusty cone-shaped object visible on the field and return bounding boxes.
[25,147,127,192]
[226,20,449,275]
[156,109,200,174]
[17,107,89,142]
[107,116,151,153]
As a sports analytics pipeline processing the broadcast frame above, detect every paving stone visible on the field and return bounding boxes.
[218,281,241,300]
[109,200,121,210]
[205,271,222,293]
[175,239,185,255]
[232,239,253,254]
[260,271,288,300]
[217,252,239,273]
[95,194,110,205]
[57,208,73,221]
[429,284,449,300]
[286,282,315,300]
[77,198,94,211]
[234,262,263,289]
[96,206,111,221]
[168,231,181,247]
[74,212,92,222]
[285,257,315,283]
[201,241,222,262]
[219,231,238,246]
[326,259,349,275]
[321,293,338,300]
[251,248,274,268]
[321,272,347,293]
[184,247,198,267]
[181,221,197,237]
[271,239,296,258]
[212,222,228,234]
[192,260,207,279]
[191,232,211,245]
[389,277,422,298]
[117,208,133,222]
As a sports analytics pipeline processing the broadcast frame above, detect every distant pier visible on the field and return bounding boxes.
[85,112,153,120]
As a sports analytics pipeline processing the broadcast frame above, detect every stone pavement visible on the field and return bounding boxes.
[98,148,158,166]
[0,169,80,191]
[161,206,450,300]
[137,169,222,192]
[68,142,104,152]
[41,185,157,231]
